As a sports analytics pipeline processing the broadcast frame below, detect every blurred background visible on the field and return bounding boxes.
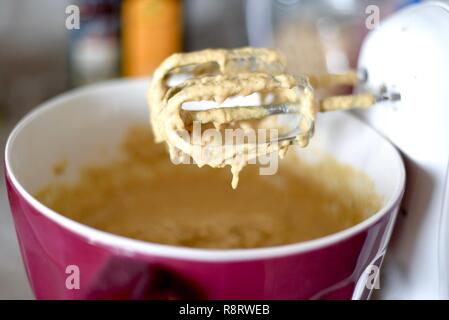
[0,0,425,299]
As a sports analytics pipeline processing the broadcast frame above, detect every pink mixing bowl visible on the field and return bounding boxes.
[4,79,405,299]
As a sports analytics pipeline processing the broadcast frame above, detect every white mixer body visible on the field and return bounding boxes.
[355,1,449,299]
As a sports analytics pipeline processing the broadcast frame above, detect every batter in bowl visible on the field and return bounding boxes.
[35,126,382,249]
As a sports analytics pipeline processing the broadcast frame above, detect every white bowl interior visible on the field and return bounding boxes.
[7,79,150,192]
[7,78,403,213]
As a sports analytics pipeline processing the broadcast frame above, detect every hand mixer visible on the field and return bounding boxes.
[149,47,398,148]
[148,47,400,189]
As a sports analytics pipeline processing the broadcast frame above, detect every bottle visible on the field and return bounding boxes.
[68,0,121,86]
[121,0,182,77]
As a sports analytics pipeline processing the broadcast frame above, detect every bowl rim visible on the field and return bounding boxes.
[4,78,406,262]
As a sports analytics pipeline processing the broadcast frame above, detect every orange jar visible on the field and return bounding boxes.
[121,0,182,76]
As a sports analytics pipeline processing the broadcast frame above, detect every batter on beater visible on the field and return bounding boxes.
[148,47,376,188]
